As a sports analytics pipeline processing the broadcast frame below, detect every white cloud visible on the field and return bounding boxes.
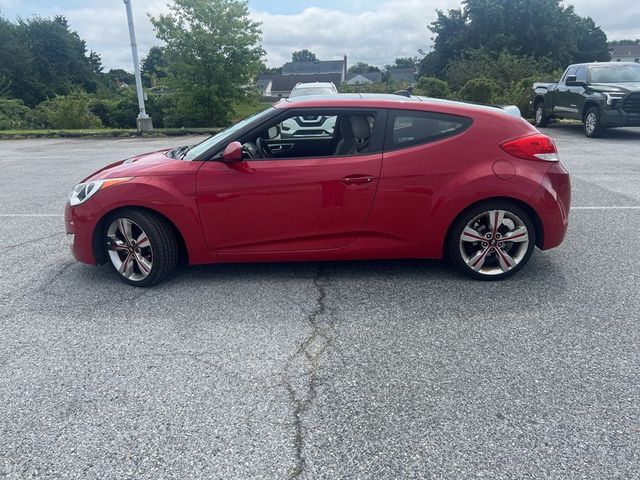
[6,0,639,71]
[253,0,460,68]
[571,0,640,41]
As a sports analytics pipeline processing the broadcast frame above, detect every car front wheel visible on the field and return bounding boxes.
[104,209,178,287]
[584,106,604,138]
[448,201,536,280]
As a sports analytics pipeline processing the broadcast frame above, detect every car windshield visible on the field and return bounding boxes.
[290,87,335,97]
[590,64,640,83]
[184,107,276,160]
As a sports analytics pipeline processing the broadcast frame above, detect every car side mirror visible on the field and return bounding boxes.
[221,141,243,162]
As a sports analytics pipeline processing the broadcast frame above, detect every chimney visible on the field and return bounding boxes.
[343,54,348,82]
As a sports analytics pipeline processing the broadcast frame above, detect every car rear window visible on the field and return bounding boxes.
[387,110,472,149]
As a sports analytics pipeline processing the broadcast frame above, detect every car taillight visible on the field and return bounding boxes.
[500,134,559,162]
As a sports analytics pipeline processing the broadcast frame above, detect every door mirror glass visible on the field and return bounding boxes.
[565,75,584,86]
[222,141,243,162]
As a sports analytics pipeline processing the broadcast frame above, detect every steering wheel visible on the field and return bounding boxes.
[256,137,273,159]
[242,142,257,160]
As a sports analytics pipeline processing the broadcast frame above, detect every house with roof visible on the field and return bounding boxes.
[345,71,383,85]
[258,56,348,98]
[388,68,417,84]
[255,74,276,95]
[610,45,640,63]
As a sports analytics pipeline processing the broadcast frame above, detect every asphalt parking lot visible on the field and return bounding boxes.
[1,126,639,479]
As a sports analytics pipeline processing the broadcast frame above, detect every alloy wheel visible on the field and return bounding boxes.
[106,217,153,281]
[585,112,597,135]
[535,107,543,125]
[458,209,530,276]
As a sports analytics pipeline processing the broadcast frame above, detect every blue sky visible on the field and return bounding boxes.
[1,0,638,71]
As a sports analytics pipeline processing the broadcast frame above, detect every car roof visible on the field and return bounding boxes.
[276,93,517,118]
[293,82,336,88]
[570,62,640,68]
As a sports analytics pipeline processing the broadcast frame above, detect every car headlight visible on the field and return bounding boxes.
[604,92,625,105]
[68,177,133,206]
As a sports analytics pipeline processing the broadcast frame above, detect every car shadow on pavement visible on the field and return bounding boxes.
[545,123,640,141]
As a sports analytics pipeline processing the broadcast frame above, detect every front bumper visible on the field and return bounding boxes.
[601,109,640,127]
[530,162,571,250]
[64,200,103,265]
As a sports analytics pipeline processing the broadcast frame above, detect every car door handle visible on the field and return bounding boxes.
[341,175,375,185]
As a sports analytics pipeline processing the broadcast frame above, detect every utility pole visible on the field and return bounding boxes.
[123,0,153,131]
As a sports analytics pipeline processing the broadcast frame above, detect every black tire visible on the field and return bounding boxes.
[584,106,604,138]
[103,208,178,287]
[447,200,536,281]
[534,101,549,128]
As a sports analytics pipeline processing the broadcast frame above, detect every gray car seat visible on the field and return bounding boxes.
[334,115,372,155]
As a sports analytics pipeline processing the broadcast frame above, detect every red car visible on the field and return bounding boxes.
[65,94,571,286]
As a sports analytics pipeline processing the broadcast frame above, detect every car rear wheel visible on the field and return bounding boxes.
[448,201,536,280]
[534,102,549,127]
[584,106,604,138]
[104,209,178,287]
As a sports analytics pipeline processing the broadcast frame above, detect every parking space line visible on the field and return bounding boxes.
[572,206,640,210]
[0,214,64,217]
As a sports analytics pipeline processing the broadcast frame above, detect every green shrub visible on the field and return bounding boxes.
[0,98,32,130]
[34,92,102,129]
[414,76,450,99]
[457,77,500,104]
[495,76,539,116]
[445,48,554,91]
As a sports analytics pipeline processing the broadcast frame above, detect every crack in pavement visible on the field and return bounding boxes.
[4,231,64,251]
[282,266,333,479]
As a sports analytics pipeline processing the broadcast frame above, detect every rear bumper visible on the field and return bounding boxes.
[601,109,640,127]
[530,162,571,250]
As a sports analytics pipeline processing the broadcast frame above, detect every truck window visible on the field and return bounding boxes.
[562,67,578,84]
[576,67,588,84]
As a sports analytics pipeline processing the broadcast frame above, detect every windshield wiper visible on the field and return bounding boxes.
[178,146,191,159]
[169,145,190,159]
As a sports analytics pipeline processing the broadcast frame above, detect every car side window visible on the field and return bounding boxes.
[576,67,588,84]
[386,110,472,149]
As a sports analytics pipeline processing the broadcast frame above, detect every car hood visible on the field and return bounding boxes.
[83,148,196,182]
[590,83,640,93]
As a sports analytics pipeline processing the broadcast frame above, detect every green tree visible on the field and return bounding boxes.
[0,16,34,103]
[414,76,450,98]
[391,57,417,69]
[17,15,102,105]
[151,0,264,127]
[141,46,168,87]
[292,49,317,62]
[421,0,609,78]
[348,62,381,75]
[608,39,640,46]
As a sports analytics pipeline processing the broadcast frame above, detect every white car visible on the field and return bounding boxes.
[289,82,338,98]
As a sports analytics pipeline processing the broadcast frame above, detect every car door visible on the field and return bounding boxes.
[196,109,386,254]
[553,66,583,119]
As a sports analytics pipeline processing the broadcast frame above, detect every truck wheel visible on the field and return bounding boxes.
[534,102,549,128]
[584,106,604,138]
